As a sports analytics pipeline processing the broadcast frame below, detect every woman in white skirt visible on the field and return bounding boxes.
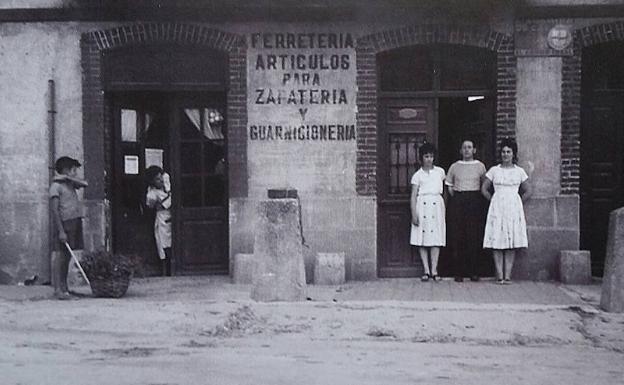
[481,138,532,284]
[410,143,446,282]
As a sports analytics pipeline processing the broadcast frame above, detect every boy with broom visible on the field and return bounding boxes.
[49,156,88,300]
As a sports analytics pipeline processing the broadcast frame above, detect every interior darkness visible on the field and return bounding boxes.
[437,97,495,277]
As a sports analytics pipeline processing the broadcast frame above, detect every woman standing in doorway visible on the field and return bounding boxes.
[410,143,446,282]
[146,166,172,276]
[481,138,532,284]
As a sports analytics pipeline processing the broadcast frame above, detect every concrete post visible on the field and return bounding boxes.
[251,198,306,301]
[600,207,624,312]
[559,250,591,285]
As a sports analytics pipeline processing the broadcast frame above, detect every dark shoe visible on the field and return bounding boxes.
[503,279,512,285]
[54,291,72,300]
[421,274,430,282]
[454,276,464,282]
[470,276,480,282]
[432,275,442,282]
[496,279,505,285]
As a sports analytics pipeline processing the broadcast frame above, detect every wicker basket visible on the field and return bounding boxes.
[89,275,130,298]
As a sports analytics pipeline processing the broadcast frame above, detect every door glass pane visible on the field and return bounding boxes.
[121,109,138,142]
[181,176,202,207]
[181,110,203,139]
[180,142,201,174]
[204,141,225,173]
[178,100,226,208]
[389,133,426,194]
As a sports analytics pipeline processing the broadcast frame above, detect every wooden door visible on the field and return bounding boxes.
[581,93,624,275]
[112,94,169,275]
[171,94,228,274]
[377,98,435,277]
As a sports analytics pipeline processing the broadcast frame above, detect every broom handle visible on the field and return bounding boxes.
[64,242,90,285]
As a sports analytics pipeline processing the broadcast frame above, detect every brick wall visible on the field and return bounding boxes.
[81,23,248,201]
[561,39,581,195]
[355,25,515,195]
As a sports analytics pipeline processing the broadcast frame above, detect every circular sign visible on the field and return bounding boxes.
[547,24,572,51]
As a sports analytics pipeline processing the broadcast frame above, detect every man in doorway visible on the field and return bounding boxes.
[445,140,486,282]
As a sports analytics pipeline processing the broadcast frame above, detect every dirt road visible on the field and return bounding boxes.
[1,284,623,385]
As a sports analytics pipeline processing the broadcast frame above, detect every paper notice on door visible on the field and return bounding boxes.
[124,155,139,175]
[145,148,164,169]
[121,109,138,142]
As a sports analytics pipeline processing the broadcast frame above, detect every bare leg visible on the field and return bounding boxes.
[503,249,516,281]
[419,247,431,276]
[430,247,440,276]
[52,251,61,294]
[59,248,71,293]
[493,250,504,280]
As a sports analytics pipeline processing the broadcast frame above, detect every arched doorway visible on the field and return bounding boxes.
[376,44,497,278]
[106,45,229,276]
[81,24,247,277]
[581,41,624,276]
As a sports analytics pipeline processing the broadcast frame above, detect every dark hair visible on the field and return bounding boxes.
[500,138,518,163]
[145,165,163,185]
[460,139,476,148]
[55,156,81,174]
[418,142,437,163]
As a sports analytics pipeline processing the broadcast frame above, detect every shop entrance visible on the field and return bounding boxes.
[376,44,496,278]
[104,45,229,276]
[581,42,624,276]
[112,92,228,275]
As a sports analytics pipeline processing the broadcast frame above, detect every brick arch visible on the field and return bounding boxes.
[355,24,516,195]
[560,21,624,195]
[81,23,248,201]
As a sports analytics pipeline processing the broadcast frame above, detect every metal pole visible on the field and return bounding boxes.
[47,80,56,283]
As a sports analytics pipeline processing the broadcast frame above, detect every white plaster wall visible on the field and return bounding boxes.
[0,22,83,282]
[516,57,562,198]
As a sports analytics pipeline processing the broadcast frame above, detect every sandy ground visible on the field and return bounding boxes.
[1,278,623,385]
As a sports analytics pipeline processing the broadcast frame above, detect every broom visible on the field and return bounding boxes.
[64,242,90,285]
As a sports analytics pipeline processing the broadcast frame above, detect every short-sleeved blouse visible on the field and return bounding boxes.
[485,164,528,188]
[411,166,446,195]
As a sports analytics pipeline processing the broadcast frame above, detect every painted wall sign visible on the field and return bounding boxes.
[247,31,357,142]
[246,28,358,195]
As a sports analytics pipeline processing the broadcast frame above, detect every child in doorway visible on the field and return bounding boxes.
[446,140,487,282]
[145,166,172,276]
[410,143,446,282]
[49,156,88,300]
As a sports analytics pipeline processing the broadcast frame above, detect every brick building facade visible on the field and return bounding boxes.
[1,1,623,284]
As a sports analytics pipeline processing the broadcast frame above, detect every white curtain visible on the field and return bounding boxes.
[184,108,224,140]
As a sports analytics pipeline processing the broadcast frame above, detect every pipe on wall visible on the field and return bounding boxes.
[47,79,56,284]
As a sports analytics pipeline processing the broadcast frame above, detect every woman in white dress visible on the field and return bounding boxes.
[410,143,446,282]
[145,166,172,276]
[481,138,532,284]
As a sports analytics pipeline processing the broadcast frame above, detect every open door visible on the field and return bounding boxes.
[112,93,169,275]
[171,94,229,274]
[112,92,229,276]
